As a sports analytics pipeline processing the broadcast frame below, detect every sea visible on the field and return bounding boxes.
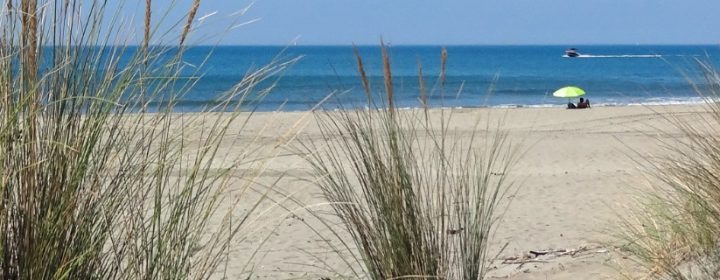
[173,45,720,112]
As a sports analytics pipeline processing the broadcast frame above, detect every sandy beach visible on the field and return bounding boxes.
[4,1,716,279]
[211,104,707,279]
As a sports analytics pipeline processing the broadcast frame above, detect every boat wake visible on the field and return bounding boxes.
[563,54,662,58]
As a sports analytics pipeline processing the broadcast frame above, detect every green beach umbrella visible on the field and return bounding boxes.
[553,86,586,98]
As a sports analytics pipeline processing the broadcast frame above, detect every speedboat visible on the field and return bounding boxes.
[564,48,580,57]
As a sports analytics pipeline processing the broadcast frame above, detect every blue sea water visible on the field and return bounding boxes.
[176,45,720,111]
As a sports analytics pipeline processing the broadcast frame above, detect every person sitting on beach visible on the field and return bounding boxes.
[577,97,589,109]
[567,101,576,109]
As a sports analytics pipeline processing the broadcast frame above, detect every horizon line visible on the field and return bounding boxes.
[85,43,720,47]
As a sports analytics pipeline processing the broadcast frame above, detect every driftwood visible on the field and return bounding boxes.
[502,259,549,265]
[501,246,607,266]
[486,245,611,277]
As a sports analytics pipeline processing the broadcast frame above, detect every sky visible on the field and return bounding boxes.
[128,0,720,45]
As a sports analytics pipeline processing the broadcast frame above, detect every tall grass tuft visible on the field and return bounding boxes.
[619,60,720,279]
[0,0,290,278]
[303,45,519,279]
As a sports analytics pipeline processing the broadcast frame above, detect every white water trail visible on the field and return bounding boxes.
[563,54,663,58]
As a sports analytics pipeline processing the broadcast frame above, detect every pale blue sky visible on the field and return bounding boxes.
[131,0,720,45]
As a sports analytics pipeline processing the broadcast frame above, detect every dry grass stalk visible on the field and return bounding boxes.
[180,0,201,46]
[440,47,447,86]
[1,0,12,118]
[19,0,39,218]
[353,45,371,105]
[144,0,152,50]
[20,0,37,78]
[418,59,427,112]
[381,41,394,113]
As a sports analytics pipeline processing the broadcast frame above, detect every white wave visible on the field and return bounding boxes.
[491,104,557,109]
[310,99,707,112]
[492,98,705,109]
[625,100,705,106]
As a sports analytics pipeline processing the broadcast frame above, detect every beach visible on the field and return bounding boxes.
[4,1,718,279]
[202,104,707,279]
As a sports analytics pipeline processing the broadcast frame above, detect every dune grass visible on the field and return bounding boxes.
[0,0,291,279]
[302,44,520,279]
[618,60,720,279]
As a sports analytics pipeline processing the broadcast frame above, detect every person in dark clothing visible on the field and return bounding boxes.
[577,97,588,109]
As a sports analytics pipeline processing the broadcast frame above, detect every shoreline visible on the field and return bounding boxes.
[155,98,710,114]
[241,101,710,115]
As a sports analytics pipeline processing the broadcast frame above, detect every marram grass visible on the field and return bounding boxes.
[0,0,291,279]
[302,45,520,280]
[619,59,720,279]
